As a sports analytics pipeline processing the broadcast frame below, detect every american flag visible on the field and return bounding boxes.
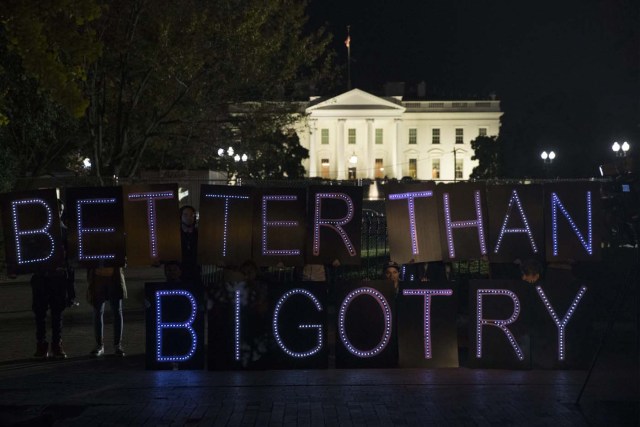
[344,35,351,48]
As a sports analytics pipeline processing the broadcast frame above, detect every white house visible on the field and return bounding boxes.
[294,88,502,181]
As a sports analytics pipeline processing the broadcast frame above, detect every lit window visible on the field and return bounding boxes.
[321,129,329,144]
[375,159,384,178]
[456,128,464,144]
[455,159,464,179]
[375,129,383,144]
[432,159,440,179]
[479,128,487,137]
[348,129,356,144]
[409,128,417,144]
[409,159,417,179]
[432,129,440,144]
[321,159,330,178]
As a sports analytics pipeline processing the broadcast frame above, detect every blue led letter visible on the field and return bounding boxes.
[493,189,538,254]
[388,191,433,256]
[313,193,356,256]
[550,192,593,256]
[128,191,175,259]
[402,288,453,359]
[11,199,56,265]
[536,285,588,361]
[272,289,324,358]
[443,190,487,258]
[155,290,198,362]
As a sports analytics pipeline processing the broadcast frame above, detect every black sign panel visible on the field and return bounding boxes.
[530,276,595,369]
[385,182,442,263]
[397,282,458,368]
[252,188,307,267]
[198,185,254,266]
[468,280,532,369]
[485,185,544,262]
[65,187,126,268]
[207,274,272,370]
[335,280,397,368]
[436,183,489,261]
[544,182,602,262]
[123,184,181,266]
[145,283,205,370]
[306,186,362,266]
[269,282,328,369]
[0,189,64,274]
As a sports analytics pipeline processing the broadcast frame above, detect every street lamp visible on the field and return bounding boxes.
[218,146,248,184]
[612,141,630,157]
[540,150,556,163]
[349,152,358,164]
[540,150,556,179]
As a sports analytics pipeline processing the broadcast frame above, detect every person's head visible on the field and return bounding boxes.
[180,205,197,228]
[384,261,401,284]
[164,261,182,282]
[520,258,542,284]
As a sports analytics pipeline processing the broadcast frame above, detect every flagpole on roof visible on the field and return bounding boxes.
[345,25,351,90]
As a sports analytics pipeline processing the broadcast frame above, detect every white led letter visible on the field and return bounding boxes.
[443,190,487,258]
[204,193,250,257]
[402,288,453,359]
[313,193,356,256]
[155,290,198,362]
[338,287,392,358]
[128,191,174,258]
[388,191,433,256]
[11,199,56,264]
[476,289,524,361]
[536,285,588,361]
[551,192,593,256]
[493,189,538,254]
[272,289,324,358]
[262,195,300,256]
[77,198,117,260]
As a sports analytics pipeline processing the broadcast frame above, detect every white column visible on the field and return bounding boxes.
[336,119,346,180]
[394,118,402,179]
[366,118,374,179]
[308,119,317,177]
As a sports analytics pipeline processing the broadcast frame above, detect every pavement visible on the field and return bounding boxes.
[0,267,638,426]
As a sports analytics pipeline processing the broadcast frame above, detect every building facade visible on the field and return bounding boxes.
[295,88,502,181]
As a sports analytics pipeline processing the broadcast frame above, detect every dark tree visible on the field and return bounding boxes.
[470,135,502,179]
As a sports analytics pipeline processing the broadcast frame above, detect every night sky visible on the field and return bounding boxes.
[307,0,639,178]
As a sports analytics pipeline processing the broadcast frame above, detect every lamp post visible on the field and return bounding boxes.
[612,141,630,157]
[218,146,248,184]
[540,150,556,178]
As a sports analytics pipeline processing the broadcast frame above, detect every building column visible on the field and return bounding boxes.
[366,118,374,179]
[308,119,317,177]
[394,118,402,179]
[336,119,346,180]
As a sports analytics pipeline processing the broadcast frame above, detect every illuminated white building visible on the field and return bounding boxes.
[295,88,502,181]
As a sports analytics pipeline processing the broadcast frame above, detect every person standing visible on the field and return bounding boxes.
[31,200,76,358]
[87,267,127,357]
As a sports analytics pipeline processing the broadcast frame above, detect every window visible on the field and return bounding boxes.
[409,128,417,144]
[375,158,384,178]
[348,167,357,180]
[375,128,383,144]
[348,128,356,144]
[455,128,464,144]
[432,128,440,144]
[478,128,487,137]
[432,159,440,179]
[321,129,329,144]
[320,158,330,178]
[409,159,417,179]
[455,159,464,179]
